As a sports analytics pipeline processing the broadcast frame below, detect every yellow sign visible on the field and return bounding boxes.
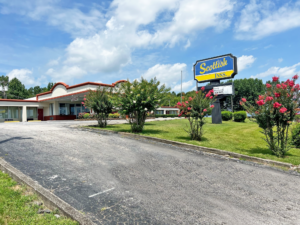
[195,70,234,82]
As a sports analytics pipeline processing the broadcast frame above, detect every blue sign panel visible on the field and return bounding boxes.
[194,54,237,83]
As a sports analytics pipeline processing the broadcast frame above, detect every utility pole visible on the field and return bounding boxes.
[181,70,182,104]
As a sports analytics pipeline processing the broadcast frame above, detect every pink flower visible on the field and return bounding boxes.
[84,95,86,97]
[210,105,214,108]
[201,86,205,91]
[257,100,265,106]
[276,84,281,89]
[279,107,287,113]
[266,83,272,88]
[266,96,274,101]
[83,98,86,101]
[203,109,207,112]
[287,93,290,97]
[177,102,182,106]
[293,75,299,80]
[209,89,214,93]
[288,81,295,87]
[275,93,280,98]
[181,96,184,99]
[210,96,213,99]
[258,95,264,100]
[185,101,188,104]
[196,91,199,94]
[272,76,279,82]
[188,107,191,110]
[205,93,211,98]
[189,97,193,101]
[273,102,282,108]
[281,83,287,89]
[255,111,259,115]
[241,98,247,102]
[81,102,84,104]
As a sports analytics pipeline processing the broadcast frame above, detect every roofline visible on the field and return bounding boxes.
[38,90,89,102]
[0,99,38,102]
[36,80,127,100]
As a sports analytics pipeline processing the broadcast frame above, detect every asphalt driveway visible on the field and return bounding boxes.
[1,121,300,225]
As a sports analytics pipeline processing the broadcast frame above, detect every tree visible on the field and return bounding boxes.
[7,78,29,99]
[114,77,170,133]
[47,82,55,91]
[177,87,216,140]
[83,87,113,127]
[232,78,265,111]
[241,75,300,157]
[0,75,9,99]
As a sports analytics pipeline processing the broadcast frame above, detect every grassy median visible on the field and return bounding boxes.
[88,118,300,165]
[0,171,78,225]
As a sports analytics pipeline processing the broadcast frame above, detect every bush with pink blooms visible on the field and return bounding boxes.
[177,87,216,140]
[240,75,300,157]
[83,87,113,127]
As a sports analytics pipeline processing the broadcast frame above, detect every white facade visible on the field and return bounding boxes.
[0,80,125,122]
[155,106,179,115]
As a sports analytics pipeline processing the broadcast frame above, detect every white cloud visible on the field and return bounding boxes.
[184,39,191,49]
[1,0,235,82]
[142,63,187,88]
[6,68,44,86]
[251,62,300,79]
[235,0,300,40]
[172,80,195,92]
[237,55,256,72]
[0,0,104,37]
[278,58,283,63]
[45,66,87,83]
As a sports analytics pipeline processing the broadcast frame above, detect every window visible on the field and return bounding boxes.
[0,107,7,119]
[168,110,178,115]
[49,103,53,116]
[155,110,164,115]
[59,103,66,115]
[27,107,37,118]
[8,107,19,119]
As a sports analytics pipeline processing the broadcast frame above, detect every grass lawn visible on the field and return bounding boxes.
[88,118,300,165]
[0,171,78,225]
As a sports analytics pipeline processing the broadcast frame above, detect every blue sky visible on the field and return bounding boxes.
[0,0,300,92]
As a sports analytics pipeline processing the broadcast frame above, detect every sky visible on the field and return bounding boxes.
[0,0,300,93]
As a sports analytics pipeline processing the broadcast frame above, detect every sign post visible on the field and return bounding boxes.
[194,54,238,124]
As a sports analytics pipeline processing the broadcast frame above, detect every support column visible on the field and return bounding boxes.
[22,106,27,122]
[212,98,222,124]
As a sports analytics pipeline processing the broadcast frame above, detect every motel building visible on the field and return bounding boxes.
[0,80,126,123]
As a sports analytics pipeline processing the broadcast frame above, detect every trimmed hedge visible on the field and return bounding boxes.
[83,113,90,119]
[233,111,247,122]
[221,111,233,121]
[109,113,120,118]
[155,114,178,118]
[291,123,300,148]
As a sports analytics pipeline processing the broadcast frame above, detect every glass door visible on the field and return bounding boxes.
[75,104,82,118]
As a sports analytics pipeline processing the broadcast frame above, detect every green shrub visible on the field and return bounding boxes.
[221,111,232,121]
[291,123,300,148]
[108,113,120,118]
[155,114,178,118]
[83,113,90,119]
[295,114,300,122]
[233,111,247,122]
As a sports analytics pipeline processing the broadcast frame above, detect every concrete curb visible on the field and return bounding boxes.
[82,127,298,170]
[0,158,95,225]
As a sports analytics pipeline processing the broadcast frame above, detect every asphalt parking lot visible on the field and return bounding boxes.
[1,121,300,225]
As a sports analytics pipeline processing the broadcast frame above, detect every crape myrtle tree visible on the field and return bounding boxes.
[83,87,113,128]
[114,77,170,133]
[240,75,300,157]
[177,87,216,141]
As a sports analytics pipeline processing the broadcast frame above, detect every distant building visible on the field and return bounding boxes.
[155,106,179,115]
[0,80,126,122]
